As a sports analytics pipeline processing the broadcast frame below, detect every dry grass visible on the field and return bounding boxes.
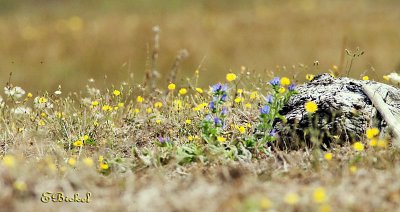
[1,69,400,211]
[3,142,400,211]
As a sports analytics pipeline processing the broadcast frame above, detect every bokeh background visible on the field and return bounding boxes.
[1,0,399,92]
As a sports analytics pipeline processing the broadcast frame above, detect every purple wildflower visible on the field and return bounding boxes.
[211,83,228,93]
[270,77,280,86]
[265,95,274,104]
[209,101,216,110]
[260,105,270,115]
[158,137,170,144]
[214,117,222,126]
[221,107,227,116]
[221,84,228,92]
[221,93,227,102]
[211,83,223,93]
[288,83,296,91]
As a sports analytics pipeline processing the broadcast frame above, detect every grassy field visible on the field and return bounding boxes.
[1,1,400,211]
[1,0,400,92]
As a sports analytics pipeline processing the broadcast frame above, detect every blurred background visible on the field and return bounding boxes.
[0,0,399,92]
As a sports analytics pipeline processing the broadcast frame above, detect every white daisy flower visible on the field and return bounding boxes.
[387,73,400,85]
[12,106,31,115]
[4,86,25,99]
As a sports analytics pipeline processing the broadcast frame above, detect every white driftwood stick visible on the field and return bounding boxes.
[362,84,400,145]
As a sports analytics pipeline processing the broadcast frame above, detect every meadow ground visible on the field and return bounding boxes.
[1,71,400,211]
[1,1,400,211]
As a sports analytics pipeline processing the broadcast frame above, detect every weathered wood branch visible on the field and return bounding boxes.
[362,84,400,145]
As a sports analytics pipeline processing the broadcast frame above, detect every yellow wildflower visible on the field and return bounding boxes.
[168,83,176,90]
[237,126,246,134]
[280,77,291,86]
[369,139,377,147]
[353,142,364,151]
[68,158,76,166]
[39,97,47,103]
[250,91,259,99]
[117,102,124,108]
[113,89,121,96]
[38,120,45,126]
[217,136,226,142]
[237,89,243,94]
[193,102,208,111]
[324,153,333,161]
[349,165,357,174]
[259,197,272,209]
[244,103,252,109]
[134,108,140,114]
[195,88,203,93]
[366,128,379,139]
[154,102,163,108]
[284,192,300,205]
[73,140,83,147]
[234,97,243,103]
[56,112,65,119]
[199,102,208,108]
[383,75,390,81]
[318,204,331,212]
[305,101,318,113]
[362,76,369,81]
[146,108,152,113]
[13,180,27,191]
[155,119,161,124]
[306,74,315,81]
[102,105,113,112]
[179,88,187,95]
[2,155,15,168]
[82,135,89,141]
[185,119,192,124]
[91,101,99,107]
[188,136,193,141]
[27,92,33,98]
[377,139,388,148]
[60,166,67,173]
[137,96,144,103]
[83,158,94,167]
[278,87,286,93]
[100,163,109,170]
[313,187,327,203]
[48,161,57,171]
[226,73,237,82]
